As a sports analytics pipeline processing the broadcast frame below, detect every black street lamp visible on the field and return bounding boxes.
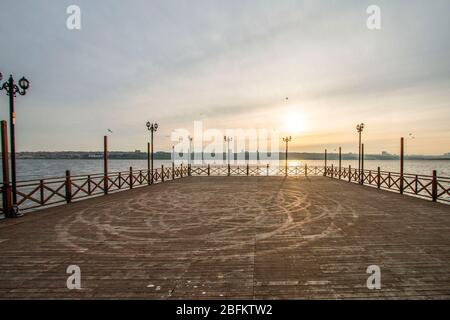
[188,136,193,166]
[146,121,158,184]
[201,141,204,165]
[179,136,192,166]
[282,136,292,176]
[224,136,232,167]
[356,123,365,184]
[0,73,30,207]
[172,145,175,166]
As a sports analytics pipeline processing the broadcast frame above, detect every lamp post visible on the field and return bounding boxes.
[188,135,193,166]
[172,145,175,179]
[172,145,175,165]
[282,136,292,176]
[146,121,158,184]
[0,73,31,206]
[224,136,232,167]
[356,123,364,184]
[201,142,204,165]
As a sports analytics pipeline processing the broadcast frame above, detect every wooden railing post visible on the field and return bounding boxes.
[324,149,327,176]
[305,163,308,177]
[432,170,437,202]
[88,175,92,194]
[65,170,72,203]
[348,165,351,182]
[147,142,151,185]
[208,164,211,176]
[129,167,133,189]
[172,163,175,180]
[118,172,122,189]
[331,164,334,179]
[415,175,418,194]
[266,163,269,176]
[338,147,342,180]
[400,137,404,194]
[377,167,381,189]
[388,172,391,188]
[246,164,249,176]
[161,165,165,182]
[228,163,231,176]
[104,135,108,194]
[181,164,183,178]
[1,121,13,218]
[188,164,191,176]
[360,143,364,185]
[40,179,44,206]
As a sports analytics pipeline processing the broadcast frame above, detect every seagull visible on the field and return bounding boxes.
[107,129,113,134]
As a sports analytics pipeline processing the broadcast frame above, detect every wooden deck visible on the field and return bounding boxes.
[0,176,449,299]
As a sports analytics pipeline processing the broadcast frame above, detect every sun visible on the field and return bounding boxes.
[283,112,305,133]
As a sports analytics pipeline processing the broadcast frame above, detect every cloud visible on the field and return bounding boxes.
[0,0,449,154]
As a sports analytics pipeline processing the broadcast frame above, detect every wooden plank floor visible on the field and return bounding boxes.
[0,176,449,299]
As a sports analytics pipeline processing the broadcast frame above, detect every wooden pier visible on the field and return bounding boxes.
[0,176,449,299]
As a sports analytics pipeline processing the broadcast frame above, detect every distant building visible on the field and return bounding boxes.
[88,154,102,158]
[381,151,391,156]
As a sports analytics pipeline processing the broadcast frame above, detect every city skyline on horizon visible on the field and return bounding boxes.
[14,149,450,158]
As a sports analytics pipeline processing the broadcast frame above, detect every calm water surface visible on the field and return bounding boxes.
[2,159,449,181]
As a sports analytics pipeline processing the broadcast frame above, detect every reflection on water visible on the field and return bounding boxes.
[0,159,449,181]
[286,159,450,177]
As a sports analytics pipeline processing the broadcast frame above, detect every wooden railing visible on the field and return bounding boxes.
[324,165,450,204]
[1,163,448,216]
[190,164,449,203]
[1,165,189,213]
[190,164,325,177]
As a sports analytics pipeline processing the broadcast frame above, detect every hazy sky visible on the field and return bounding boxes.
[1,0,449,154]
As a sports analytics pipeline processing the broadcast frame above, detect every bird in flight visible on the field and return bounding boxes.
[107,128,113,134]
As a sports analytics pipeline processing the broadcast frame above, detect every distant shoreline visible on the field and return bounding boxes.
[15,151,450,161]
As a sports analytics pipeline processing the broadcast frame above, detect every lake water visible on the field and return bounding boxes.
[2,159,449,181]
